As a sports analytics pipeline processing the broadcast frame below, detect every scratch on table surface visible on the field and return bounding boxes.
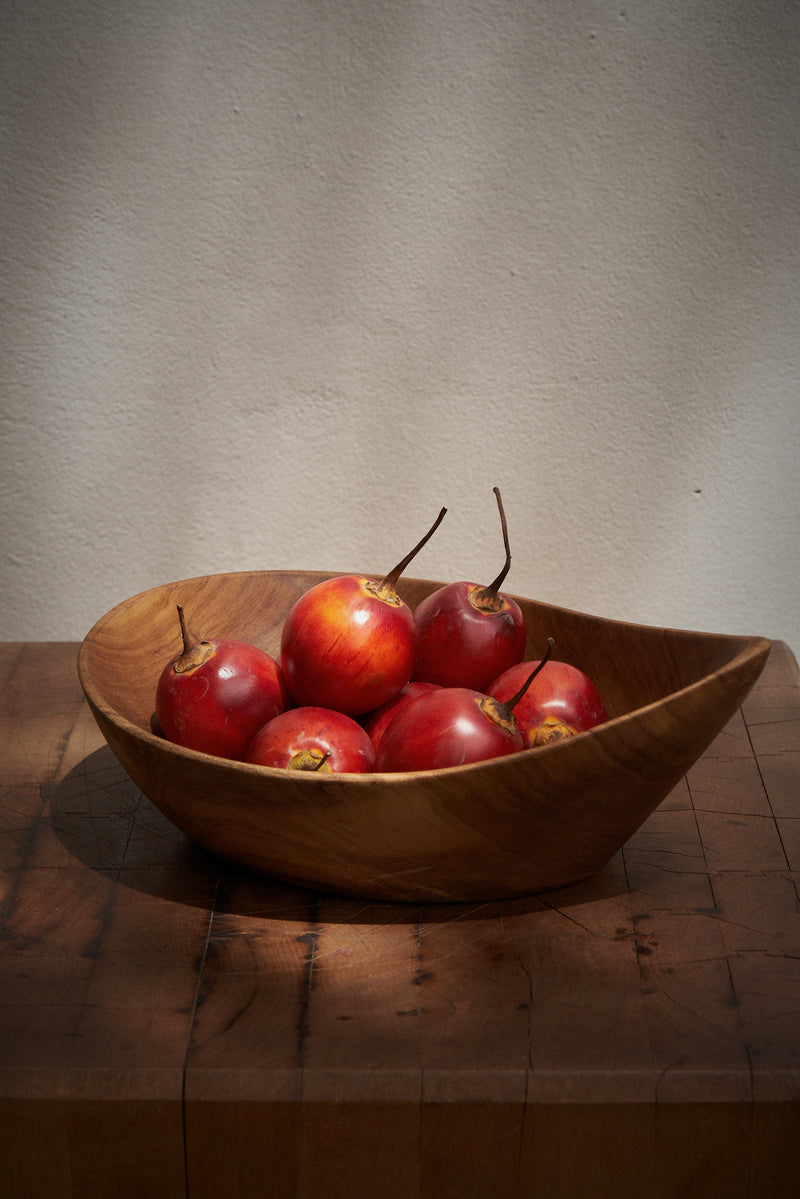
[516,941,535,1071]
[536,894,595,935]
[416,902,498,936]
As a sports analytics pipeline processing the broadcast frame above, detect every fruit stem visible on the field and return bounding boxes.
[174,604,214,674]
[371,507,447,601]
[478,638,555,736]
[177,604,192,655]
[472,487,512,613]
[501,638,555,716]
[288,749,333,772]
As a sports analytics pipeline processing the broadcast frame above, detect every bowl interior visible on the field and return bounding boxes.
[81,569,769,743]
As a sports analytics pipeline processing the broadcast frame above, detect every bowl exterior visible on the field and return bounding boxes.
[78,571,772,902]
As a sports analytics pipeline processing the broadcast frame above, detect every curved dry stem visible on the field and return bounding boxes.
[370,506,448,600]
[503,638,555,714]
[472,487,512,611]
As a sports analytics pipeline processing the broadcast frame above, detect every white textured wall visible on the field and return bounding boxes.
[2,0,799,650]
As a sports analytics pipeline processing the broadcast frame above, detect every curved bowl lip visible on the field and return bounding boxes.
[77,569,774,787]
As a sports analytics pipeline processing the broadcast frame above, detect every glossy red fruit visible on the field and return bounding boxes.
[375,687,522,771]
[360,681,441,750]
[245,706,375,773]
[155,605,289,761]
[487,657,608,748]
[280,508,447,717]
[411,488,526,692]
[376,642,554,772]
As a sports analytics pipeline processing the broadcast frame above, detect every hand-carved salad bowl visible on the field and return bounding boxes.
[78,570,771,902]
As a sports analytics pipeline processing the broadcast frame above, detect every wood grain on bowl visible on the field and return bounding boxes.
[77,571,771,902]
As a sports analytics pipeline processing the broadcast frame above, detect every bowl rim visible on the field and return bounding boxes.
[77,569,774,785]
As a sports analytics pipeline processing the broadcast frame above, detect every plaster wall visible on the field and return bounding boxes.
[2,0,799,651]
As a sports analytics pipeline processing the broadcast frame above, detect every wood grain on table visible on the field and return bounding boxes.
[1,641,798,1198]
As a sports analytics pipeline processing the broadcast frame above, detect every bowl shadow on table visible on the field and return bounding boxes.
[48,745,630,924]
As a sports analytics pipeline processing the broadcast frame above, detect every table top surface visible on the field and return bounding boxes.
[2,638,800,1111]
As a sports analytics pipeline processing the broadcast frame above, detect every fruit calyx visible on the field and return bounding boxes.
[531,716,578,746]
[478,637,555,734]
[288,749,333,772]
[173,604,215,674]
[366,506,447,605]
[470,487,513,615]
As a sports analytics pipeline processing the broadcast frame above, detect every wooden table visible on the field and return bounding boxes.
[2,640,798,1198]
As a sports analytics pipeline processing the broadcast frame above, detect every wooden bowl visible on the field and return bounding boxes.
[78,570,771,902]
